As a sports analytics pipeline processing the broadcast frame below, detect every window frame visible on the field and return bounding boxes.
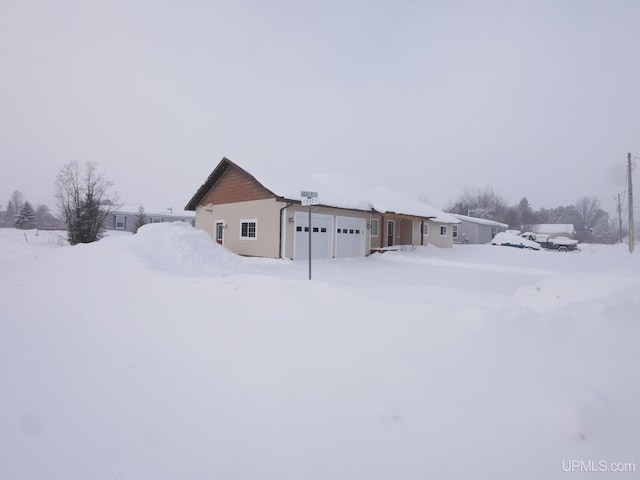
[440,225,448,237]
[115,214,126,229]
[452,225,458,239]
[422,222,429,236]
[240,219,258,240]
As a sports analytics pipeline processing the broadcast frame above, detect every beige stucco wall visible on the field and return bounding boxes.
[369,214,382,250]
[196,198,285,258]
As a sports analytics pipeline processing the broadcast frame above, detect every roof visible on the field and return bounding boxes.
[113,205,195,218]
[450,213,508,228]
[531,224,575,234]
[186,157,459,223]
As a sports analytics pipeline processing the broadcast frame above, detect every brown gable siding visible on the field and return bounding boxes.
[200,166,275,206]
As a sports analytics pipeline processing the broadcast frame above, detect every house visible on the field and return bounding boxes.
[185,157,460,260]
[105,206,196,233]
[529,224,576,238]
[450,214,508,244]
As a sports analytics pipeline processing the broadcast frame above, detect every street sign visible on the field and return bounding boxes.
[300,190,319,280]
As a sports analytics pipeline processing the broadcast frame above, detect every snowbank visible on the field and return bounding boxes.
[1,230,640,479]
[129,222,251,276]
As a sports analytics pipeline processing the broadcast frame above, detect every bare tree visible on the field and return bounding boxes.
[573,196,610,242]
[10,191,24,216]
[55,161,119,245]
[447,186,508,222]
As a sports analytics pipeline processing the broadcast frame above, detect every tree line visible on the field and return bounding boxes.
[1,161,120,245]
[0,190,63,230]
[446,186,620,244]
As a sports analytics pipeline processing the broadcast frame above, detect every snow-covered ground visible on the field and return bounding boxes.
[1,223,639,479]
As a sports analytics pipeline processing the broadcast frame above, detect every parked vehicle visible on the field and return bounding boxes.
[520,232,578,252]
[491,232,541,250]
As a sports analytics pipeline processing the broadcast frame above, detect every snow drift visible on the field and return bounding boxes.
[1,228,639,480]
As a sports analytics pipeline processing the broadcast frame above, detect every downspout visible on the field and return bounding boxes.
[279,202,294,259]
[421,220,424,246]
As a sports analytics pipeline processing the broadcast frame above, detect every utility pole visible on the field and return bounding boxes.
[628,153,635,253]
[617,193,623,243]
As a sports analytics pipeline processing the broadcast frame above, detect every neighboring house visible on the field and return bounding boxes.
[185,157,460,260]
[105,206,196,232]
[450,214,508,244]
[529,224,576,238]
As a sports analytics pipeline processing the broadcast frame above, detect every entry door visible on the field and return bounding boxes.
[387,220,394,247]
[215,222,224,245]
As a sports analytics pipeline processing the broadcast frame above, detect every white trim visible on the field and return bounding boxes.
[115,214,125,229]
[215,220,225,245]
[386,220,395,247]
[240,218,258,240]
[281,207,287,259]
[452,224,458,239]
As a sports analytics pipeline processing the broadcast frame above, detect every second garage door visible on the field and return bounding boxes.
[335,216,366,258]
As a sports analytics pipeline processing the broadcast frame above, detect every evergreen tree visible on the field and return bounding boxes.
[3,200,15,227]
[132,206,147,234]
[15,201,37,229]
[517,197,537,231]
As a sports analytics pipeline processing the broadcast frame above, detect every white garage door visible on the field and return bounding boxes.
[335,216,366,258]
[294,212,332,260]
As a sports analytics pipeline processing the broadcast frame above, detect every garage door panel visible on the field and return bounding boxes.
[294,212,332,260]
[335,216,365,258]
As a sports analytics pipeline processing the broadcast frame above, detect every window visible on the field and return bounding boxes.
[452,225,458,238]
[149,217,163,224]
[240,219,257,239]
[321,227,327,233]
[440,225,447,236]
[370,219,379,237]
[422,223,429,236]
[115,215,125,229]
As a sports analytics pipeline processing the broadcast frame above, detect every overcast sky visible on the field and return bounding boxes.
[1,0,639,214]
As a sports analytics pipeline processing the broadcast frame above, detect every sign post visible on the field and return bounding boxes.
[300,191,318,280]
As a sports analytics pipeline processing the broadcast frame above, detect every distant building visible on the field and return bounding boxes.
[450,214,508,244]
[104,206,195,233]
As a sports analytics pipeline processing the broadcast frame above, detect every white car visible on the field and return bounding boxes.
[491,232,541,250]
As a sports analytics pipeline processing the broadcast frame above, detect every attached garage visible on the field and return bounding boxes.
[294,212,332,260]
[335,216,366,258]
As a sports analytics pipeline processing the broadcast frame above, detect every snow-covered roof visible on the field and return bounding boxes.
[450,213,508,228]
[113,205,195,218]
[187,158,459,223]
[531,224,575,234]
